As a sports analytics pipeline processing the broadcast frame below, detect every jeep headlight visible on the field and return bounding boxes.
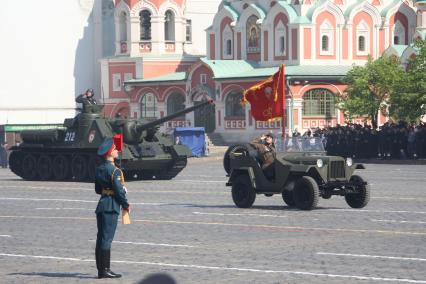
[346,158,353,167]
[316,159,324,168]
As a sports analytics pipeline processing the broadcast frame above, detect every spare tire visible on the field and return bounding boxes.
[223,144,258,174]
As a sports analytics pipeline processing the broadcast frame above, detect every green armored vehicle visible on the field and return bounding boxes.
[9,100,213,181]
[224,137,370,210]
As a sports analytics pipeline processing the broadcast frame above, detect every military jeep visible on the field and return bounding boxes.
[224,137,370,210]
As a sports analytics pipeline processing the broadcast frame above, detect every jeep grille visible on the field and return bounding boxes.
[329,161,345,179]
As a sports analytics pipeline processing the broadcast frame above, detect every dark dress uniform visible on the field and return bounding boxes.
[75,89,97,112]
[94,138,129,279]
[250,135,276,180]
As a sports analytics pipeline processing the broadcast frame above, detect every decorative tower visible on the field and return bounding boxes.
[415,0,426,34]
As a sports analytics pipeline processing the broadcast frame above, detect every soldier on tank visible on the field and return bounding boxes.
[94,138,130,279]
[76,88,97,109]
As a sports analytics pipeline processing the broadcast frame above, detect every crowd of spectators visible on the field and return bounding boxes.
[293,122,426,159]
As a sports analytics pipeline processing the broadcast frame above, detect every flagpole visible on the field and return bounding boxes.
[281,64,286,139]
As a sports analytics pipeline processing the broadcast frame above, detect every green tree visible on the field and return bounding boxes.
[390,39,426,122]
[339,55,405,129]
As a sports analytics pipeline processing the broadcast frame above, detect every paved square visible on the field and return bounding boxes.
[0,158,425,283]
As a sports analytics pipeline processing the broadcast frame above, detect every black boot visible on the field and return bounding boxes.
[95,248,102,278]
[98,250,121,279]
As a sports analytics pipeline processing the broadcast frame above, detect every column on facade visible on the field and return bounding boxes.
[292,98,303,133]
[261,23,270,63]
[129,102,139,119]
[186,99,195,127]
[151,15,165,54]
[215,100,225,132]
[174,16,185,54]
[130,15,141,56]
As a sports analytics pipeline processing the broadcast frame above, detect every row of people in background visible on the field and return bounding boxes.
[294,122,426,159]
[0,143,8,168]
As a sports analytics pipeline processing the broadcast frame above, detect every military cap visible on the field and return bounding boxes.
[265,133,274,139]
[97,138,115,156]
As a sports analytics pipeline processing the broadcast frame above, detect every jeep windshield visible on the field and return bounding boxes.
[275,137,326,153]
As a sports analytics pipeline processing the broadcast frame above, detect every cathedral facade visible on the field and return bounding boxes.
[100,0,426,143]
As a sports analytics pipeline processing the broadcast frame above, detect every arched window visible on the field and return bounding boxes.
[167,93,185,119]
[393,36,399,45]
[246,15,260,53]
[119,11,127,41]
[302,89,336,116]
[139,93,157,118]
[225,91,245,118]
[140,10,151,40]
[321,35,329,51]
[393,20,405,45]
[356,20,369,55]
[275,21,286,56]
[164,10,175,42]
[320,20,333,55]
[223,25,233,59]
[358,36,366,51]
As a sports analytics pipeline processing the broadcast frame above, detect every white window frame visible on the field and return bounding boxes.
[200,74,207,84]
[320,20,333,56]
[112,73,121,91]
[356,20,369,56]
[393,20,405,45]
[274,21,286,56]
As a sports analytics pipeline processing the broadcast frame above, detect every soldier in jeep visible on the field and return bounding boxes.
[250,133,276,180]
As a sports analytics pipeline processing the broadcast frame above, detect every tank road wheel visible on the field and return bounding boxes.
[71,155,88,181]
[293,176,319,210]
[345,175,370,209]
[282,190,295,207]
[52,155,70,180]
[37,154,53,181]
[21,154,38,180]
[231,174,256,208]
[9,151,24,177]
[88,155,103,182]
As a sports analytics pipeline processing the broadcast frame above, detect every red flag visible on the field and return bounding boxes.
[242,64,285,121]
[113,134,123,152]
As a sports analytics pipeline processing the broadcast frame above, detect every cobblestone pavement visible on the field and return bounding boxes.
[0,160,425,284]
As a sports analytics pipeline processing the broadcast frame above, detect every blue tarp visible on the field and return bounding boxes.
[174,127,205,157]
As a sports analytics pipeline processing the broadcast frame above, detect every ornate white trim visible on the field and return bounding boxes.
[311,1,345,25]
[346,2,381,26]
[158,0,183,18]
[130,0,158,17]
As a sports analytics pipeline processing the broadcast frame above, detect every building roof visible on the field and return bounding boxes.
[200,58,259,78]
[215,64,352,80]
[389,44,409,57]
[126,72,187,84]
[125,59,353,85]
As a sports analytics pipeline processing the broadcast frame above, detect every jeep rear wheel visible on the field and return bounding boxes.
[232,174,256,208]
[293,176,319,210]
[345,175,370,208]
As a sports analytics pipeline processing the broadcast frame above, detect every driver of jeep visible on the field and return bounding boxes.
[250,133,276,180]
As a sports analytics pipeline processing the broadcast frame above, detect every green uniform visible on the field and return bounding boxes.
[94,160,129,278]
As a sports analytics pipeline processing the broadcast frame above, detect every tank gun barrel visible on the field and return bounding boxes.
[136,99,214,131]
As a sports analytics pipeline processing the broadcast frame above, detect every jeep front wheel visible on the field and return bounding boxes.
[282,190,295,207]
[293,176,319,210]
[345,175,370,208]
[232,174,256,208]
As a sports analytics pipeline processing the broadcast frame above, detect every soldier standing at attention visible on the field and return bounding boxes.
[94,138,130,279]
